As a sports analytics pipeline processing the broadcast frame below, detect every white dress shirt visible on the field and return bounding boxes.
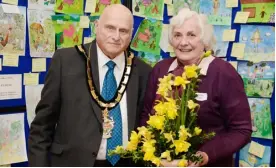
[96,44,128,160]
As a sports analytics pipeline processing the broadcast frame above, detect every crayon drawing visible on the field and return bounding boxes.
[52,15,83,49]
[28,0,55,10]
[239,25,275,62]
[93,0,121,16]
[241,0,275,23]
[248,98,272,139]
[28,9,55,57]
[0,113,27,165]
[213,25,230,57]
[173,0,200,15]
[199,0,232,25]
[137,52,162,67]
[55,0,84,15]
[0,5,26,56]
[239,142,271,167]
[89,16,99,41]
[131,19,162,55]
[133,0,165,20]
[238,61,274,98]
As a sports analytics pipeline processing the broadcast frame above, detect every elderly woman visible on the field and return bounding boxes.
[140,8,252,167]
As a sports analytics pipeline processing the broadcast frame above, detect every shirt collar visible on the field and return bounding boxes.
[96,43,125,70]
[168,56,215,75]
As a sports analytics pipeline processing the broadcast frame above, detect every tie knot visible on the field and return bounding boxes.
[106,61,116,70]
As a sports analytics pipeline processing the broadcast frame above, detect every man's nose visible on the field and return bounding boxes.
[112,30,120,41]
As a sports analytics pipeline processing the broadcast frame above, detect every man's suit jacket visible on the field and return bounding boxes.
[28,41,152,166]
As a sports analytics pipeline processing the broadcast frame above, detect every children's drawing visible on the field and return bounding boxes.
[241,0,275,23]
[0,5,26,56]
[173,0,200,15]
[213,25,230,57]
[238,61,275,98]
[137,52,162,67]
[55,0,84,15]
[0,113,27,165]
[28,0,55,10]
[239,142,271,167]
[248,98,272,139]
[93,0,121,16]
[89,16,99,41]
[52,15,83,49]
[131,19,162,55]
[239,25,275,62]
[28,9,55,57]
[133,0,165,20]
[199,0,232,25]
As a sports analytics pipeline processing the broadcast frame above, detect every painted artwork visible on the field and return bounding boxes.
[0,113,27,165]
[133,0,165,20]
[137,52,162,67]
[241,0,275,23]
[248,98,272,139]
[0,5,26,56]
[213,25,230,57]
[239,25,275,62]
[238,61,275,98]
[28,0,55,10]
[199,0,232,25]
[54,0,84,15]
[28,9,55,57]
[239,143,271,167]
[89,16,99,41]
[52,15,83,49]
[93,0,121,16]
[173,0,200,15]
[131,19,162,55]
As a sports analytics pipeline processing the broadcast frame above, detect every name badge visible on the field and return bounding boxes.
[195,93,208,101]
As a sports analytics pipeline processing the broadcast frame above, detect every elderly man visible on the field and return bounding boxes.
[28,4,152,167]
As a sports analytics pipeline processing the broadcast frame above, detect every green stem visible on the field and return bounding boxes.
[181,84,191,127]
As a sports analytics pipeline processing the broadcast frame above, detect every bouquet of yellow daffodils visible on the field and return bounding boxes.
[109,51,215,167]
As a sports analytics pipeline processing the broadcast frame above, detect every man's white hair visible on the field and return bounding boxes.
[169,8,216,50]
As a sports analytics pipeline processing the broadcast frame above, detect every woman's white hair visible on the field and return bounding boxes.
[169,8,216,50]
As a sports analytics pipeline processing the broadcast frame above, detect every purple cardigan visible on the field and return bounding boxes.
[140,57,252,166]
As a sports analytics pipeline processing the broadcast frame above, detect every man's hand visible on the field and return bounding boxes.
[188,151,209,167]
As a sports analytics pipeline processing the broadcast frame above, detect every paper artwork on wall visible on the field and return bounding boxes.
[133,0,165,20]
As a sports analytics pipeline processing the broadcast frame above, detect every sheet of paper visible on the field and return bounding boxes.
[164,0,172,4]
[167,4,174,16]
[3,55,19,67]
[231,43,245,58]
[83,37,93,44]
[25,85,44,126]
[0,113,28,165]
[0,74,22,100]
[170,52,175,57]
[1,3,20,13]
[0,58,2,71]
[248,141,265,158]
[234,12,250,23]
[222,29,236,41]
[159,24,170,52]
[2,0,18,5]
[85,0,96,13]
[229,61,238,70]
[24,73,39,85]
[79,16,90,28]
[32,58,46,72]
[167,44,174,53]
[226,0,238,8]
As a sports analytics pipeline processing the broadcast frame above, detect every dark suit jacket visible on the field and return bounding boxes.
[28,41,152,166]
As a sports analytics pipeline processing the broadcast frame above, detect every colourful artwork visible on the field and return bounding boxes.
[239,25,275,62]
[0,5,26,56]
[239,143,271,167]
[133,0,165,20]
[52,15,83,49]
[173,0,200,15]
[0,113,27,165]
[54,0,84,15]
[28,9,55,57]
[241,0,275,23]
[248,98,272,139]
[89,16,99,41]
[93,0,121,16]
[213,25,230,57]
[131,19,162,55]
[238,61,275,98]
[199,0,232,25]
[137,52,162,67]
[28,0,55,10]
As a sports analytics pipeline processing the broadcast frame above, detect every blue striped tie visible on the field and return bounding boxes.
[101,61,122,166]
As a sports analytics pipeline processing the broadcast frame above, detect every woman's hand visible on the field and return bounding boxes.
[160,159,180,167]
[188,151,209,167]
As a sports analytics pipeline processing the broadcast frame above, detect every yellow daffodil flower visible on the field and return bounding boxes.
[194,127,202,136]
[144,151,155,161]
[154,101,167,116]
[130,131,140,144]
[178,159,188,167]
[179,126,192,141]
[126,141,138,151]
[138,126,153,140]
[164,98,178,119]
[187,100,199,110]
[161,150,172,161]
[114,146,124,153]
[151,157,161,166]
[184,64,199,79]
[174,74,190,90]
[147,115,165,130]
[142,139,156,153]
[157,74,174,97]
[164,132,174,143]
[172,140,191,155]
